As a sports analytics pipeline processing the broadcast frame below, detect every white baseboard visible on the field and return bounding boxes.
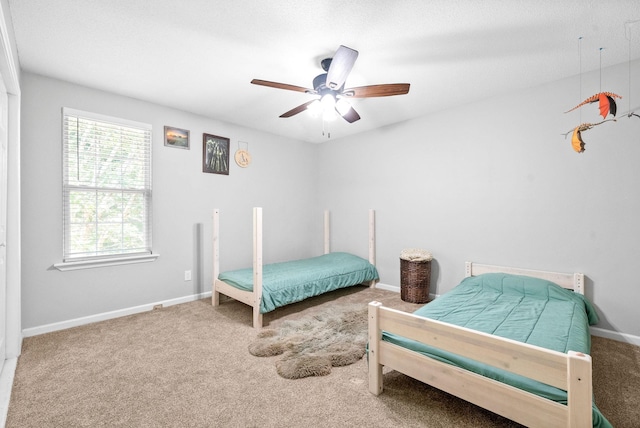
[590,326,640,347]
[374,283,439,302]
[22,291,213,338]
[374,282,399,292]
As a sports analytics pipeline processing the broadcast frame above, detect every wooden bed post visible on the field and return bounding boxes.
[368,301,383,395]
[567,351,593,427]
[212,209,220,306]
[252,207,264,329]
[465,261,473,278]
[573,273,585,295]
[324,210,330,255]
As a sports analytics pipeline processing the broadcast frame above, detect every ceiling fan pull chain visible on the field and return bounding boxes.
[322,118,331,138]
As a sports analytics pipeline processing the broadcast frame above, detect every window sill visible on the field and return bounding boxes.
[53,253,160,271]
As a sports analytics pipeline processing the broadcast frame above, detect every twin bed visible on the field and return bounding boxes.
[212,207,378,329]
[212,209,609,426]
[369,262,611,428]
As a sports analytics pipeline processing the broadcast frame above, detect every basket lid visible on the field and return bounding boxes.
[400,248,433,262]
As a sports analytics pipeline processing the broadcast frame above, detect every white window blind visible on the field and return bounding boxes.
[62,108,152,262]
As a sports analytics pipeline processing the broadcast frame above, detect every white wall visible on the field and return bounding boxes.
[20,72,321,330]
[317,59,640,340]
[21,58,640,341]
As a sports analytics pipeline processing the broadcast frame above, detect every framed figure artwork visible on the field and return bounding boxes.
[203,133,230,175]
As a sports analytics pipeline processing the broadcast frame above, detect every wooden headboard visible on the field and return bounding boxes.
[465,262,585,295]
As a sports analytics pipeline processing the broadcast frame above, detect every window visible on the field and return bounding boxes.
[56,108,156,270]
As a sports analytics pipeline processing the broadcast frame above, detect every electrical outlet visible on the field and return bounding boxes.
[184,270,192,281]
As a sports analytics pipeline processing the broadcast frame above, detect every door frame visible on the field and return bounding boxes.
[0,2,22,426]
[0,0,22,361]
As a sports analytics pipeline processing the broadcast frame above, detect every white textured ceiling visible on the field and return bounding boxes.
[8,0,640,143]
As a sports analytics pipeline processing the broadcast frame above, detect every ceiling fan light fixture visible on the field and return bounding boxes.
[320,93,336,109]
[320,94,338,121]
[307,100,322,116]
[307,99,323,117]
[335,98,352,116]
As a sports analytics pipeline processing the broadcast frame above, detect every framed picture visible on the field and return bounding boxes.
[164,126,190,149]
[203,133,230,175]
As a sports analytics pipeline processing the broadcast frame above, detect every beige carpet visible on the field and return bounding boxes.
[6,286,639,427]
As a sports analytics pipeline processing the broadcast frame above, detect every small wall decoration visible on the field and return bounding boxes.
[164,126,190,149]
[234,141,252,168]
[203,133,230,175]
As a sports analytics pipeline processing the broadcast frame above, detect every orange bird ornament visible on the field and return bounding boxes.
[565,92,622,119]
[564,119,616,153]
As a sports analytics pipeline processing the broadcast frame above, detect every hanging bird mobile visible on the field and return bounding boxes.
[564,92,622,153]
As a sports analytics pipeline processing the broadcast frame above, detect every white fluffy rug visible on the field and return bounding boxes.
[248,304,368,379]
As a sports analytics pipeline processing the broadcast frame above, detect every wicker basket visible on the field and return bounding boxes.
[400,258,431,303]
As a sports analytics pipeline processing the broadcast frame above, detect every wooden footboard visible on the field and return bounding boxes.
[368,301,593,428]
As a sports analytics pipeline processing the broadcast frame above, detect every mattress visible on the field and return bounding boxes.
[382,273,612,428]
[218,252,379,313]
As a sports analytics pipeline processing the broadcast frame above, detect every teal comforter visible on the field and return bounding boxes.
[382,273,612,428]
[218,252,379,313]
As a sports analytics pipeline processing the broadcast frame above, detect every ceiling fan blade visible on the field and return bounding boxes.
[326,45,358,90]
[339,106,361,123]
[342,83,410,98]
[251,79,312,93]
[279,100,317,118]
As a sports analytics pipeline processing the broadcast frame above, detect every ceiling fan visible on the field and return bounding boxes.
[251,45,410,123]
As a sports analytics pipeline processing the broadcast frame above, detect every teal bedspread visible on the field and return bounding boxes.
[382,273,612,428]
[218,252,379,313]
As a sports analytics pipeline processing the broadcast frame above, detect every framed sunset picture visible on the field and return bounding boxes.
[164,126,190,149]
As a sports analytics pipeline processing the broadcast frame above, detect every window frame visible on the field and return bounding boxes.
[54,108,158,271]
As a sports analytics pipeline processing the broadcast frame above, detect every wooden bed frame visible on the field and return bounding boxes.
[213,207,377,329]
[368,262,593,428]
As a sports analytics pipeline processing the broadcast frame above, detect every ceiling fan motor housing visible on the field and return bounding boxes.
[313,73,344,97]
[313,73,328,91]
